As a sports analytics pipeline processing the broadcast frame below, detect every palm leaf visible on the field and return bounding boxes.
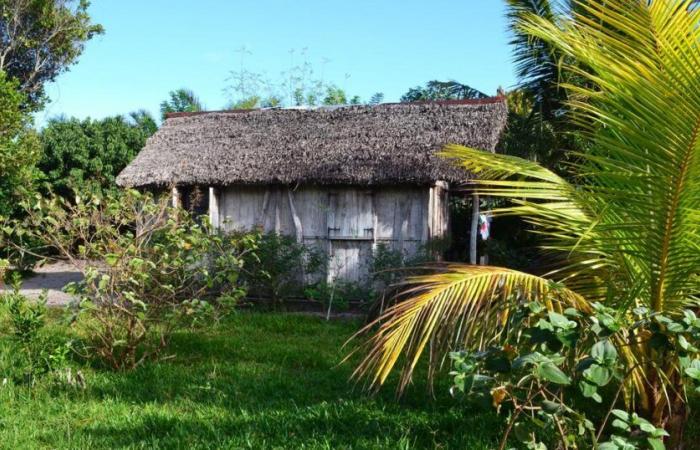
[353,1,700,415]
[520,0,700,312]
[350,265,587,392]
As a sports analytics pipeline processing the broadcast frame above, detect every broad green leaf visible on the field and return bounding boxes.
[583,364,612,386]
[548,311,577,329]
[536,362,571,385]
[647,438,665,450]
[591,340,617,366]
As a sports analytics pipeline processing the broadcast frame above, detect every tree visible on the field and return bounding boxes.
[503,0,594,170]
[353,0,700,446]
[224,95,282,110]
[497,89,561,165]
[129,109,158,136]
[0,0,103,110]
[0,70,40,218]
[368,92,384,105]
[2,189,255,370]
[322,85,350,106]
[400,80,487,102]
[38,113,156,197]
[224,48,363,108]
[507,0,566,123]
[159,88,203,119]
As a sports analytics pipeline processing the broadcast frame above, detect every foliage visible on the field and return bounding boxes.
[0,257,8,281]
[2,189,257,370]
[369,92,384,105]
[128,109,158,136]
[304,280,374,317]
[0,0,103,110]
[502,0,590,170]
[497,89,561,166]
[159,88,204,119]
[242,232,323,305]
[225,48,363,108]
[370,241,447,290]
[400,80,488,103]
[447,299,697,449]
[353,1,700,445]
[506,0,566,124]
[0,71,41,219]
[0,274,70,385]
[322,85,361,106]
[0,71,41,271]
[38,113,157,198]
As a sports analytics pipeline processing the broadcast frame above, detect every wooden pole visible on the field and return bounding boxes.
[470,194,479,265]
[208,187,219,230]
[171,187,181,209]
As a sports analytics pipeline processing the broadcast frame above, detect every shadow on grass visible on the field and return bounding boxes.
[80,401,501,449]
[24,313,506,449]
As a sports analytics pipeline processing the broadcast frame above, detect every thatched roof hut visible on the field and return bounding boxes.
[117,98,508,284]
[116,98,508,188]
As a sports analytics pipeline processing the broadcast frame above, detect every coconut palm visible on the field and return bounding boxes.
[353,0,700,443]
[507,0,566,123]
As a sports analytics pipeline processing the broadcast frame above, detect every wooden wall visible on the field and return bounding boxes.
[215,184,448,283]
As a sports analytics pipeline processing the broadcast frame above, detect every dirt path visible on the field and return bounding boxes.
[1,261,82,306]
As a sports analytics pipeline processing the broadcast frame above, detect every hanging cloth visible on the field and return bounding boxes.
[479,214,491,241]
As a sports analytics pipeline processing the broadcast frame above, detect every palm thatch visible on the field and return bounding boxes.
[116,99,508,188]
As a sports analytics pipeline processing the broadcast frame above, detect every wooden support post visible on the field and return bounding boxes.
[427,185,435,240]
[274,189,281,234]
[208,187,219,230]
[470,194,479,265]
[287,188,306,283]
[287,189,303,244]
[171,187,181,208]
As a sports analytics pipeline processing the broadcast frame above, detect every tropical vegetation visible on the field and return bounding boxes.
[353,0,700,447]
[38,114,158,198]
[3,189,257,370]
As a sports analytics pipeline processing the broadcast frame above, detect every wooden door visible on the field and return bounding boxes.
[327,190,374,283]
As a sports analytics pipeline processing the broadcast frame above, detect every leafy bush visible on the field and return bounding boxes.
[0,274,70,385]
[445,298,700,449]
[38,114,157,199]
[2,189,257,370]
[241,232,323,305]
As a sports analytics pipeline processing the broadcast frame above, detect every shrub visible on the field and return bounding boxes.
[2,189,257,370]
[241,232,323,305]
[0,274,70,385]
[445,298,700,449]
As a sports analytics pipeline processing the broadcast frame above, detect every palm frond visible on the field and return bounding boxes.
[520,0,700,312]
[354,1,700,399]
[350,265,587,392]
[507,0,567,121]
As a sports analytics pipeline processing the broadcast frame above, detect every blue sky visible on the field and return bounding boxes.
[39,1,517,125]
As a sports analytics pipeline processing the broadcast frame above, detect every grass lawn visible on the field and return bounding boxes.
[0,312,505,449]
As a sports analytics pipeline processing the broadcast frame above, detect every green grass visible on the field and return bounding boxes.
[0,313,504,449]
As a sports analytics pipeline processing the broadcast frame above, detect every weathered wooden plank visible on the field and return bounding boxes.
[209,187,219,229]
[297,187,327,238]
[218,184,439,283]
[287,189,303,244]
[172,187,181,208]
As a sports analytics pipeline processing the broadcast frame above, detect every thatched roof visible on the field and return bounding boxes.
[116,98,508,188]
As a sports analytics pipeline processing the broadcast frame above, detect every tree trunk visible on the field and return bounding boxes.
[649,372,687,449]
[470,194,479,265]
[665,395,688,450]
